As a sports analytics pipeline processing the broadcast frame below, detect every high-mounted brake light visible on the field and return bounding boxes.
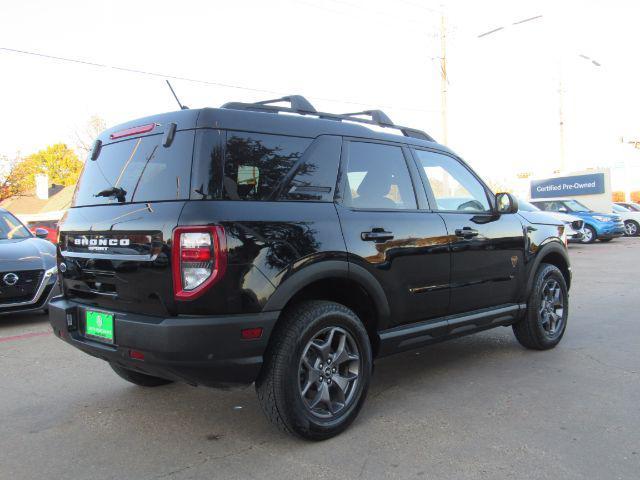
[172,226,227,300]
[110,123,155,140]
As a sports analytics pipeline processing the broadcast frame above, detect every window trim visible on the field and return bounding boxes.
[336,138,423,212]
[409,147,495,215]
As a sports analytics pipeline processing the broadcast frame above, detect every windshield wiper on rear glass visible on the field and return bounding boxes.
[94,186,127,203]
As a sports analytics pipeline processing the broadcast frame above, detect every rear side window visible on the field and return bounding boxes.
[73,131,194,206]
[191,131,340,202]
[224,132,311,201]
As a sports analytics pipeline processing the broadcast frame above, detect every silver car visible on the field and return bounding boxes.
[517,198,585,242]
[0,208,58,315]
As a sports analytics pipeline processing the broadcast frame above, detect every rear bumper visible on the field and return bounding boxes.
[49,297,279,387]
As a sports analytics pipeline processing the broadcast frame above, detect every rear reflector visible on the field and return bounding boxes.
[241,327,263,340]
[110,123,155,140]
[129,349,145,361]
[181,247,212,262]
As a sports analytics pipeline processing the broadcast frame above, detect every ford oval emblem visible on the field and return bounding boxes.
[3,272,19,286]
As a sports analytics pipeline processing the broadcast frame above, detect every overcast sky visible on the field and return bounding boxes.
[1,0,638,188]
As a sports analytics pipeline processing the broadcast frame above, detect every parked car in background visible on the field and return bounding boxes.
[0,208,58,315]
[530,199,624,244]
[518,198,584,242]
[25,219,58,243]
[612,204,640,236]
[616,202,640,212]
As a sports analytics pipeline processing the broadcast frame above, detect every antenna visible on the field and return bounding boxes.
[165,80,188,110]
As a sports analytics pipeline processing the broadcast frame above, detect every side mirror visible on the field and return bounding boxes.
[35,228,49,239]
[496,192,518,214]
[558,207,568,213]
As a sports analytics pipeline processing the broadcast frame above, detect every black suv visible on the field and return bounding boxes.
[50,96,571,440]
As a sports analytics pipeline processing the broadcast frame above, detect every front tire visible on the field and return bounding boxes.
[256,300,372,440]
[110,364,174,387]
[581,225,597,243]
[513,263,568,350]
[624,220,639,237]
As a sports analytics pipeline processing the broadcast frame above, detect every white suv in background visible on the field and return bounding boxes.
[613,204,640,236]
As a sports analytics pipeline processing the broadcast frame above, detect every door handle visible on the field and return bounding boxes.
[455,227,479,239]
[361,228,394,242]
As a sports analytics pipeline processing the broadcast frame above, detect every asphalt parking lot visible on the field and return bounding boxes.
[1,238,639,480]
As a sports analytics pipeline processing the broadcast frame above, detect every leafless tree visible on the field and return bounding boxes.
[75,115,107,159]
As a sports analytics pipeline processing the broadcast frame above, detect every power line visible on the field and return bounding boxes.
[0,46,437,113]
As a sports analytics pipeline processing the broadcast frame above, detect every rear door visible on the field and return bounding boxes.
[336,140,450,329]
[58,128,195,316]
[411,148,525,315]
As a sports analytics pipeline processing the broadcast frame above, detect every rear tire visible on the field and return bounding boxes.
[513,263,568,350]
[256,300,372,440]
[581,225,597,243]
[110,364,174,387]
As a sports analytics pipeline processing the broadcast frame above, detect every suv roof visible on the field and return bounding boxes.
[96,95,453,154]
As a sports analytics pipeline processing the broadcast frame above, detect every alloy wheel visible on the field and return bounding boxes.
[625,221,637,236]
[298,326,361,419]
[539,278,565,337]
[582,227,593,243]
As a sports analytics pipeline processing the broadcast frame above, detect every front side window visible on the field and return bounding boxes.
[343,142,417,210]
[0,211,31,240]
[414,150,490,212]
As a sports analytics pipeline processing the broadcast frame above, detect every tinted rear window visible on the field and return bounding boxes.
[191,131,340,202]
[73,131,194,206]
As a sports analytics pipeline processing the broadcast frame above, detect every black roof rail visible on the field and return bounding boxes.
[222,95,317,114]
[221,95,434,142]
[340,110,394,127]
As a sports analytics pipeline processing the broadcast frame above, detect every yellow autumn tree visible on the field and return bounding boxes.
[0,144,83,201]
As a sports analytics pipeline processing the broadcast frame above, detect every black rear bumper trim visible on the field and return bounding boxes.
[49,297,279,387]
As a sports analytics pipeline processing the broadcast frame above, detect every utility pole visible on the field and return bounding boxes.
[440,12,448,146]
[558,74,566,173]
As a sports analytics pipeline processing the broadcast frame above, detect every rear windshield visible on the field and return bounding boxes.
[73,131,194,206]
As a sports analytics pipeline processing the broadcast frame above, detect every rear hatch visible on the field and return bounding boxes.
[58,111,198,316]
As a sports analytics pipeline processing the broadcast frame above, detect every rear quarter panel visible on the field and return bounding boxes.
[176,201,346,315]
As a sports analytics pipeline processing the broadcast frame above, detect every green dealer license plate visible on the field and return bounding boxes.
[85,310,114,343]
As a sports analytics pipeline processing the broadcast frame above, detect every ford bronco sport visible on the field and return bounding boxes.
[50,95,571,440]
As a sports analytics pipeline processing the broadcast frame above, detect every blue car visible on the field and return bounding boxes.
[530,198,625,243]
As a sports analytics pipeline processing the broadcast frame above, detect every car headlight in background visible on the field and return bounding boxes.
[593,215,611,222]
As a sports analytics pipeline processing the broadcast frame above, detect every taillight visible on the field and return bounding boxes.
[172,226,227,300]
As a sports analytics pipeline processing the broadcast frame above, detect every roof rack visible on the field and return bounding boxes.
[221,95,434,141]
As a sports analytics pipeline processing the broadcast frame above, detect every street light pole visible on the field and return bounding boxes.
[440,12,448,146]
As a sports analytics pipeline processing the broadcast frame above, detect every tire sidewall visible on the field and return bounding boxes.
[282,305,372,438]
[527,264,569,348]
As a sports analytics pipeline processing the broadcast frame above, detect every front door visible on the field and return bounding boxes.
[412,149,525,315]
[336,140,450,329]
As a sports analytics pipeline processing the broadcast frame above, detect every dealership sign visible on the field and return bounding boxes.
[530,173,605,199]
